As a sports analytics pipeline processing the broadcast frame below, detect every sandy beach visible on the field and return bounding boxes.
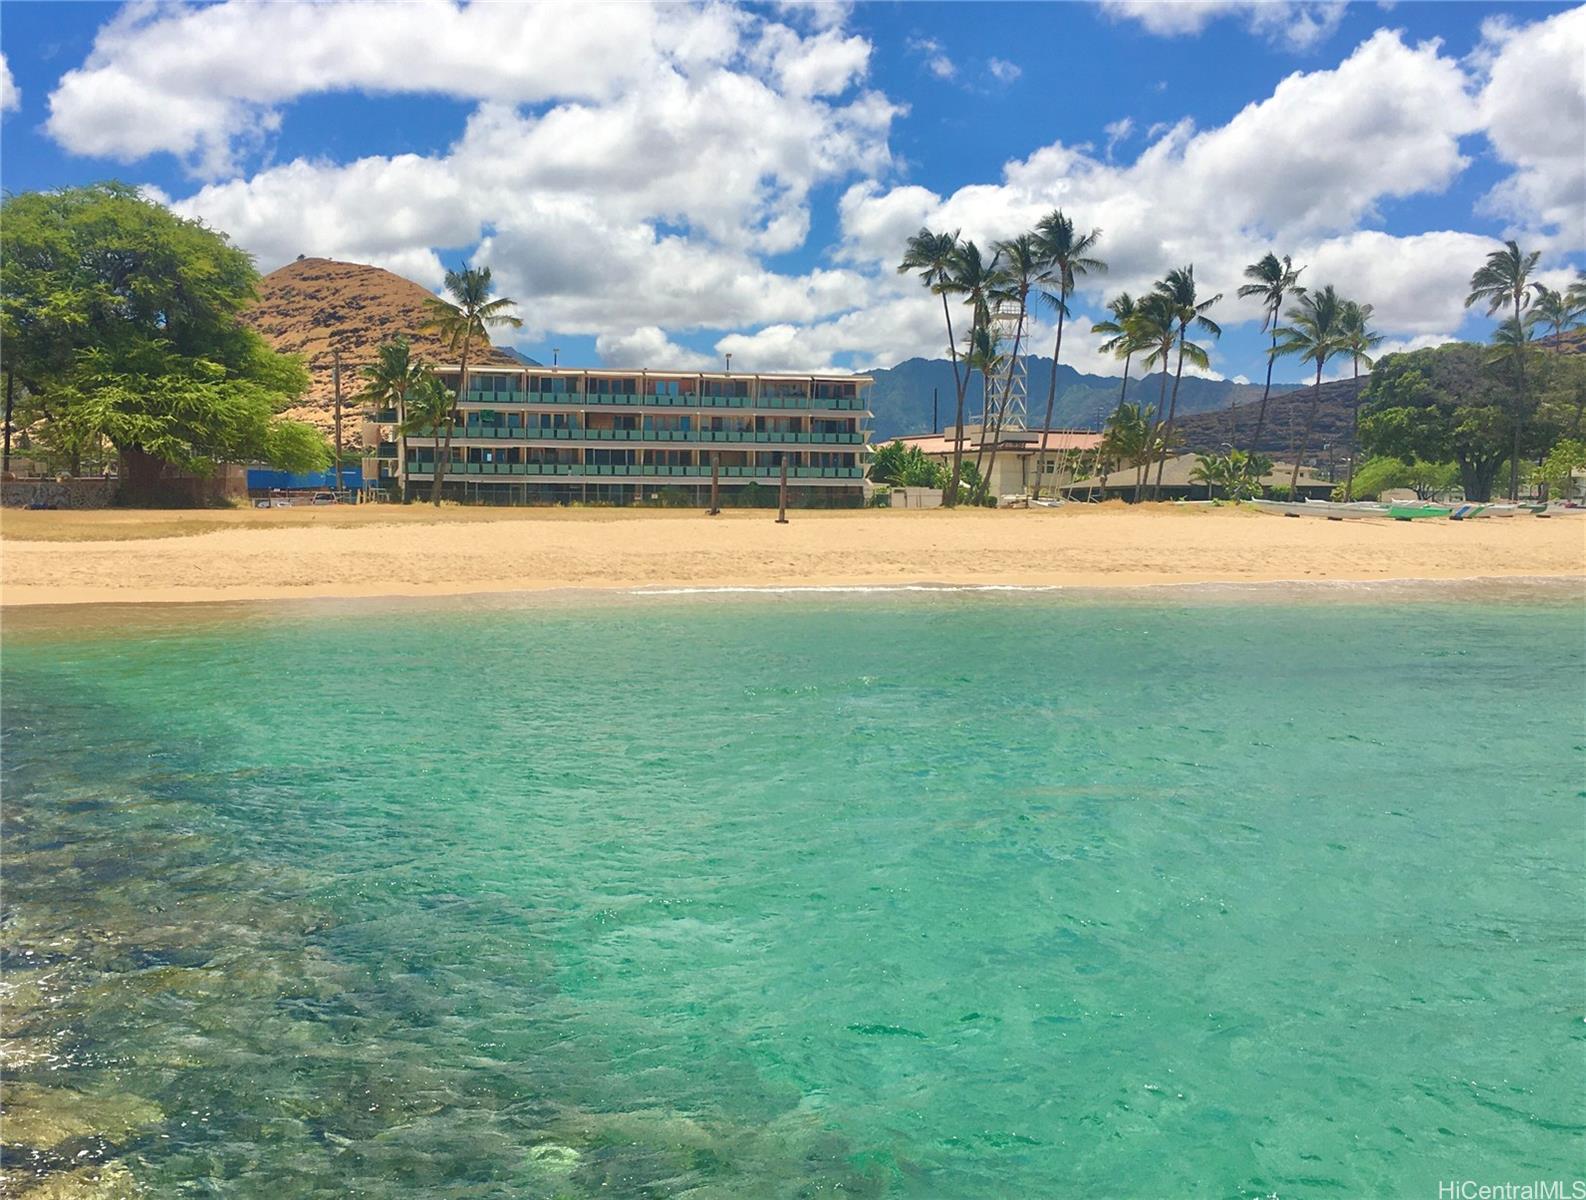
[1,504,1581,608]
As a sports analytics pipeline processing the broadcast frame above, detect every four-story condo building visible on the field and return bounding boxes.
[368,366,872,505]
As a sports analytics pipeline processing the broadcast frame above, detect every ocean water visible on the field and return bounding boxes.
[3,587,1583,1198]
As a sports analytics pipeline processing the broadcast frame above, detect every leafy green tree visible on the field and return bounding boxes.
[868,440,946,487]
[421,266,522,505]
[1273,284,1345,501]
[1032,210,1105,493]
[1236,252,1306,455]
[898,228,969,504]
[1330,455,1408,501]
[1359,344,1525,501]
[1538,438,1586,500]
[1190,449,1269,500]
[0,182,325,497]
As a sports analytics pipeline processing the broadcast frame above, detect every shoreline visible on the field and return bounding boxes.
[2,506,1582,610]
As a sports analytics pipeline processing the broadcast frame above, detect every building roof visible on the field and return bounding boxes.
[893,430,1103,456]
[1071,452,1333,491]
[456,365,873,382]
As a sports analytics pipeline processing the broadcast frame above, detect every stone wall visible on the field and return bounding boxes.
[2,478,119,509]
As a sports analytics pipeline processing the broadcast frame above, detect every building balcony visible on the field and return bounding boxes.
[405,463,864,480]
[461,390,866,412]
[447,427,865,445]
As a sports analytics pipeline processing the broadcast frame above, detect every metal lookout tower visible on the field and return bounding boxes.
[978,300,1028,434]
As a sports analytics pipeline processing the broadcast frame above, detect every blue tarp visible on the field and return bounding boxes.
[247,466,365,491]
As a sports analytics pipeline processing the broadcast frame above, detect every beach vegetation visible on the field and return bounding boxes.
[899,228,971,504]
[1273,284,1346,501]
[359,337,431,501]
[0,182,327,498]
[421,266,522,506]
[1358,342,1535,501]
[1537,438,1586,500]
[1031,211,1106,496]
[868,440,948,489]
[1145,267,1222,500]
[1236,252,1307,455]
[1336,300,1383,500]
[1190,449,1270,500]
[1465,239,1540,499]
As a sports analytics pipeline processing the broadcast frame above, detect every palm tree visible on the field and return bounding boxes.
[1102,400,1154,503]
[1237,252,1306,456]
[1336,300,1383,501]
[1466,240,1539,500]
[950,241,1005,494]
[1148,267,1222,500]
[400,370,456,487]
[899,228,968,503]
[421,266,523,505]
[1032,210,1105,495]
[1091,293,1139,409]
[1273,284,1346,500]
[963,322,1005,498]
[1529,284,1584,353]
[983,233,1045,499]
[1486,315,1543,493]
[359,337,427,501]
[1133,292,1179,500]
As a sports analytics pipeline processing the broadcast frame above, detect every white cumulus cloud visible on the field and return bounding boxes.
[1100,0,1349,51]
[0,52,19,113]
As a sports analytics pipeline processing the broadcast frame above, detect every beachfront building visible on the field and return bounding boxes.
[891,426,1104,500]
[1069,451,1336,500]
[365,366,872,505]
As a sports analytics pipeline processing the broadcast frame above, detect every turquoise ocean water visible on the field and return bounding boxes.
[3,587,1583,1197]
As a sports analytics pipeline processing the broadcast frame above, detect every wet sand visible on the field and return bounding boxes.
[1,504,1581,608]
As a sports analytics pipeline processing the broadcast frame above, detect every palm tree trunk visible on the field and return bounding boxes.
[1152,337,1187,501]
[1145,367,1169,502]
[433,337,471,505]
[1288,362,1323,500]
[1509,294,1525,501]
[1248,323,1279,453]
[941,292,965,507]
[1345,360,1360,501]
[1034,298,1067,498]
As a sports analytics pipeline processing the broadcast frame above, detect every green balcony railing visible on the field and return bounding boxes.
[452,426,866,445]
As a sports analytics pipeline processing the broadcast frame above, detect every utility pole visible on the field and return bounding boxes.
[332,348,344,494]
[776,454,789,524]
[708,450,720,515]
[932,386,938,434]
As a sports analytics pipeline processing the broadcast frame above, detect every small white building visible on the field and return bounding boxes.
[891,426,1104,500]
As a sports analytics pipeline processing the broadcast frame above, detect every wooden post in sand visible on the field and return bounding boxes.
[331,348,344,495]
[776,455,789,524]
[709,451,720,515]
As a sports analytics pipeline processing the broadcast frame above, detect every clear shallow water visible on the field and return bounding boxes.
[3,589,1583,1198]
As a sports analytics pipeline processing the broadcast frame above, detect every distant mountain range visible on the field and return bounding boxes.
[865,356,1299,441]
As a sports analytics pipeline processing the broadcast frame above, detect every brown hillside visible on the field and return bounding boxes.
[1177,374,1368,466]
[242,257,522,440]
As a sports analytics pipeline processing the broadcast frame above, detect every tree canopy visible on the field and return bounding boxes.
[1358,341,1558,502]
[0,182,327,488]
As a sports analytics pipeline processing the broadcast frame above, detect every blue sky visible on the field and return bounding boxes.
[2,1,1582,383]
